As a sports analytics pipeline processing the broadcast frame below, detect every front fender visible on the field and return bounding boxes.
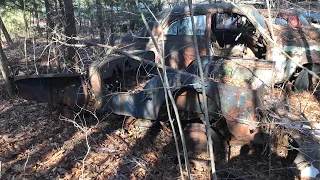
[102,73,264,140]
[270,44,320,83]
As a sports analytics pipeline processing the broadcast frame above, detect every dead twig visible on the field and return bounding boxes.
[23,150,30,174]
[303,81,320,113]
[187,0,217,179]
[137,2,185,178]
[135,1,192,179]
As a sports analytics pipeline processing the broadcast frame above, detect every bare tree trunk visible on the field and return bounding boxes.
[23,1,29,39]
[0,40,12,96]
[23,0,29,74]
[64,0,77,38]
[44,0,51,44]
[58,0,65,25]
[96,0,105,43]
[44,0,55,32]
[44,0,60,72]
[63,0,79,71]
[33,1,41,37]
[88,3,94,39]
[0,18,13,46]
[109,0,115,45]
[78,0,82,31]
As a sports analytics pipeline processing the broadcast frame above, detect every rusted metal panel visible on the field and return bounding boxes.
[186,56,275,88]
[89,50,155,109]
[274,27,320,45]
[184,123,223,160]
[121,4,271,70]
[257,9,320,67]
[14,74,87,108]
[100,71,263,141]
[120,3,320,86]
[258,9,301,18]
[89,51,265,140]
[161,35,208,69]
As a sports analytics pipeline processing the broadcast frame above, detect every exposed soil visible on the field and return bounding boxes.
[0,97,180,179]
[0,94,318,179]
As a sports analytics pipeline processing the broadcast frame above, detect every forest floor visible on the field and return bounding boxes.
[0,39,319,179]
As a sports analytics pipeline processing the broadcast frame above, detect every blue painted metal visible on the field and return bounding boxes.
[101,72,263,131]
[14,51,264,140]
[302,12,320,22]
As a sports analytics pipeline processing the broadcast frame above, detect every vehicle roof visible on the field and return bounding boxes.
[156,3,258,22]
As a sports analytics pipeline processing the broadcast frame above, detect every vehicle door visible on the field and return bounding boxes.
[159,15,208,69]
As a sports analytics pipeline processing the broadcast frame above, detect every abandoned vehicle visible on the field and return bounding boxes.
[120,3,320,91]
[13,3,320,177]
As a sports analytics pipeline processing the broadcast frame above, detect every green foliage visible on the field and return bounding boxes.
[0,0,173,39]
[0,0,42,11]
[0,0,43,38]
[0,9,26,38]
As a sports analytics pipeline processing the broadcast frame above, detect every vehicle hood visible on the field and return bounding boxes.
[273,26,320,65]
[274,26,320,45]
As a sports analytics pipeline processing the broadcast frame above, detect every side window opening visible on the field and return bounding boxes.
[164,15,206,35]
[179,17,193,35]
[274,18,288,26]
[165,20,179,35]
[272,14,309,27]
[138,21,155,37]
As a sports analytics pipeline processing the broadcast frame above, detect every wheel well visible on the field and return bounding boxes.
[287,63,319,81]
[291,63,320,92]
[295,63,320,72]
[156,87,201,122]
[157,87,227,130]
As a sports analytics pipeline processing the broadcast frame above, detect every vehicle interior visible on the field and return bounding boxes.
[211,12,267,59]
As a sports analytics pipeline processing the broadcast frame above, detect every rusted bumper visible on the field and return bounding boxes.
[14,73,89,109]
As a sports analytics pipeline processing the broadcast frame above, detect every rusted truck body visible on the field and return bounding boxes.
[14,50,267,141]
[120,3,320,90]
[13,3,320,177]
[14,49,320,176]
